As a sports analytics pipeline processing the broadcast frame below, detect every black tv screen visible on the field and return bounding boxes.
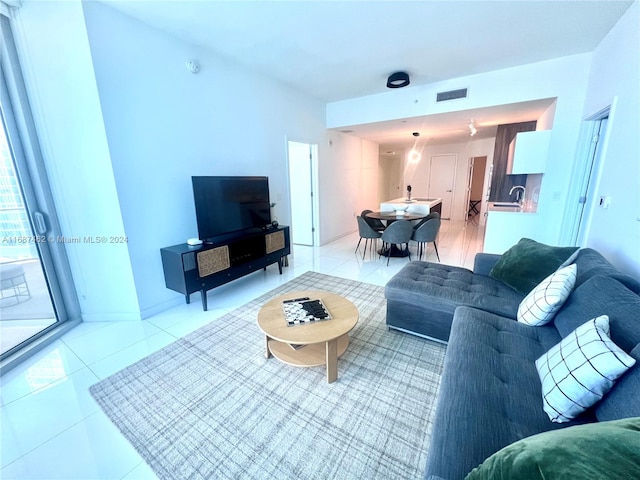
[192,176,271,241]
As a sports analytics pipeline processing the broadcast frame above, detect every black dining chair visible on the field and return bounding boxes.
[355,216,382,259]
[361,209,386,232]
[380,220,413,265]
[411,212,441,261]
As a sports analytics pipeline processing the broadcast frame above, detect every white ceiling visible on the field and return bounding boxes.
[100,0,632,147]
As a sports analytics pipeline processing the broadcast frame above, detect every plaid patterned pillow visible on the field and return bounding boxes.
[517,264,577,326]
[535,315,636,423]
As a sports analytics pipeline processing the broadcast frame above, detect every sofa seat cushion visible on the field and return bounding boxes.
[385,261,524,319]
[424,307,595,480]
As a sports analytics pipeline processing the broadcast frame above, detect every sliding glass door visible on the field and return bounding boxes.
[0,116,57,356]
[0,14,79,365]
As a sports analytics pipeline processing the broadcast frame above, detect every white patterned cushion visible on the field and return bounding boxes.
[535,315,636,423]
[517,264,577,326]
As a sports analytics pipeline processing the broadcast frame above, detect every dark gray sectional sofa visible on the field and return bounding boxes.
[384,248,640,480]
[384,253,523,342]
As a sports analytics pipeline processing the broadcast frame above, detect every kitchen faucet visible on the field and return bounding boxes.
[509,185,526,205]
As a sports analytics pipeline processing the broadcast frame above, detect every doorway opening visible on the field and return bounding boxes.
[465,156,487,223]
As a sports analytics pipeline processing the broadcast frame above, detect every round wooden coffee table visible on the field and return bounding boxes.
[257,290,359,383]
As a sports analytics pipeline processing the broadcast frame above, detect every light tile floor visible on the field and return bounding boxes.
[0,220,484,479]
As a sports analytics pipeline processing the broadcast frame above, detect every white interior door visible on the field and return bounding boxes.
[428,154,457,220]
[287,141,315,245]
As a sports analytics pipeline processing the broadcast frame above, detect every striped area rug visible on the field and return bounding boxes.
[90,272,446,480]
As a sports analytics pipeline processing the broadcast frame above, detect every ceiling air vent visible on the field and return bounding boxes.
[340,129,354,133]
[436,88,468,102]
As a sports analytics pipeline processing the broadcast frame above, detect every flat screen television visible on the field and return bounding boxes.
[192,176,271,242]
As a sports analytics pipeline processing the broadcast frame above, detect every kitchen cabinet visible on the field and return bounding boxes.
[484,211,539,254]
[489,121,536,202]
[507,130,551,174]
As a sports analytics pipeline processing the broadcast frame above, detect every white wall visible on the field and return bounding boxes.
[12,0,140,321]
[536,100,557,131]
[361,139,379,211]
[378,152,404,202]
[318,132,379,243]
[580,2,640,278]
[402,138,496,221]
[81,2,329,316]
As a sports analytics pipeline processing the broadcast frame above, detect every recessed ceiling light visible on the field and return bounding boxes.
[408,149,421,163]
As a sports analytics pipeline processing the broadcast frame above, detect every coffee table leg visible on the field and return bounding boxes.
[326,338,338,383]
[265,335,272,359]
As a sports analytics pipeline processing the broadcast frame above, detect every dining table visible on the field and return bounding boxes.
[365,211,429,223]
[364,211,428,257]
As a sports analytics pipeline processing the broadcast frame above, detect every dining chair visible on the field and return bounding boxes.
[355,216,382,259]
[361,209,386,232]
[411,212,441,261]
[406,203,429,225]
[380,220,413,265]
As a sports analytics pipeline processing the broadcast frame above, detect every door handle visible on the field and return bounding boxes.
[33,211,48,234]
[446,190,452,192]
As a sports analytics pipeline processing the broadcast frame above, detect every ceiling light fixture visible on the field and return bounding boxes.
[387,71,410,88]
[468,119,477,137]
[408,149,421,163]
[408,131,421,163]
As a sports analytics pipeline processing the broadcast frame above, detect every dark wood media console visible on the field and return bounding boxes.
[161,226,290,311]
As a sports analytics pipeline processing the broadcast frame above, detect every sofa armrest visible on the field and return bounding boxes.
[473,253,502,276]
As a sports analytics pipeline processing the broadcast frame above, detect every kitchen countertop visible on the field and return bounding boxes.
[487,201,537,213]
[380,197,442,215]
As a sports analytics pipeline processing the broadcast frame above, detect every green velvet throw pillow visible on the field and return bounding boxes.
[465,417,640,480]
[489,238,578,295]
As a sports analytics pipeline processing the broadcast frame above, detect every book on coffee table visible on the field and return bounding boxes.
[282,297,332,326]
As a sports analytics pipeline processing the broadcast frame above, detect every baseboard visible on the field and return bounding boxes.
[81,311,142,322]
[321,229,357,246]
[139,295,185,320]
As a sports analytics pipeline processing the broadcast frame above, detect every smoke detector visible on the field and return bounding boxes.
[185,59,200,74]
